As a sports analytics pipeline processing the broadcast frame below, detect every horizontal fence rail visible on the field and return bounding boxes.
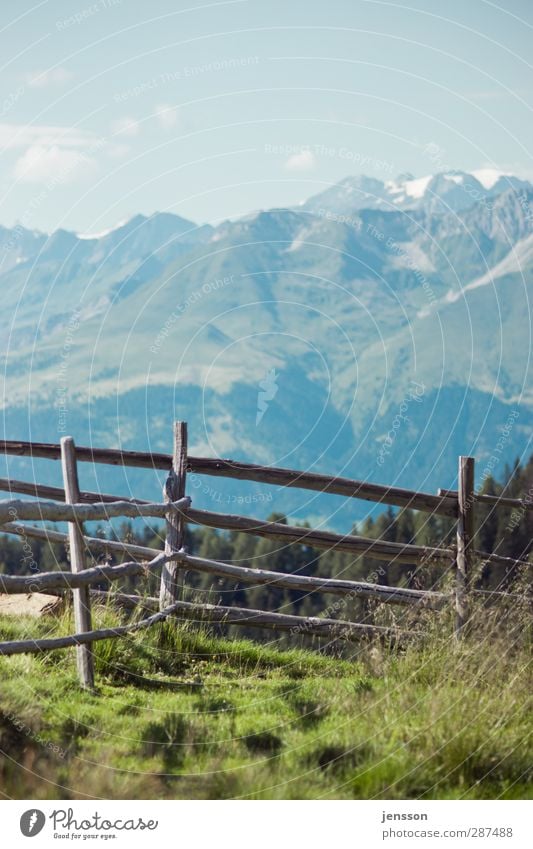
[0,552,168,594]
[0,598,196,656]
[0,524,446,609]
[0,440,458,516]
[182,506,453,564]
[0,496,191,524]
[0,600,412,656]
[177,550,447,609]
[0,440,171,469]
[187,459,458,517]
[0,484,529,571]
[438,487,533,511]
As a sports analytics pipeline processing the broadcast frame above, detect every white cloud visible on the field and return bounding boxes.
[155,103,178,128]
[0,122,93,150]
[284,149,316,172]
[107,143,131,159]
[13,144,95,184]
[26,67,73,88]
[111,116,140,137]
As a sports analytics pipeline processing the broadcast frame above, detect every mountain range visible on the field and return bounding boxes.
[1,169,532,528]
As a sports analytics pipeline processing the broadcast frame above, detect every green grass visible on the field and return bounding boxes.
[0,603,531,800]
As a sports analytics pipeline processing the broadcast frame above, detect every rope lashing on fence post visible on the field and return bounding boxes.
[60,436,95,690]
[455,455,475,640]
[159,421,188,610]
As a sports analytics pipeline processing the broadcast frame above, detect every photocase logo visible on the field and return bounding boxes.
[20,809,46,837]
[256,368,279,425]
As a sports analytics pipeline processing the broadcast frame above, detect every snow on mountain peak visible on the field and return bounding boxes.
[386,174,433,201]
[77,220,129,240]
[404,174,433,199]
[383,169,521,202]
[471,168,511,190]
[443,173,465,185]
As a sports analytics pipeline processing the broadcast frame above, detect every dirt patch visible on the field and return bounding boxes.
[0,593,63,617]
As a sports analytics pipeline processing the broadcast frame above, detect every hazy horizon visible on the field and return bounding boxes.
[1,0,532,233]
[2,164,531,236]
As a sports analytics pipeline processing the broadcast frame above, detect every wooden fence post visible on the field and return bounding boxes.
[455,455,475,640]
[159,422,188,610]
[60,436,95,689]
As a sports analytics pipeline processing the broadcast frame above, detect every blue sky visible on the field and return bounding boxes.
[1,0,532,233]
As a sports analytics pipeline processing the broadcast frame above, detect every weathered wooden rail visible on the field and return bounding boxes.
[0,439,458,516]
[0,534,446,608]
[0,496,190,524]
[1,479,526,570]
[0,597,413,657]
[0,425,530,689]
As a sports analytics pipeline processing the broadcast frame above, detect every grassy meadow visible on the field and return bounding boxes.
[0,599,530,800]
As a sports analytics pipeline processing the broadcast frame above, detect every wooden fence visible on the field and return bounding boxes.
[0,423,531,689]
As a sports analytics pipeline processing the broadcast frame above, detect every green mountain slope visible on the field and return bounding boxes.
[1,175,532,526]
